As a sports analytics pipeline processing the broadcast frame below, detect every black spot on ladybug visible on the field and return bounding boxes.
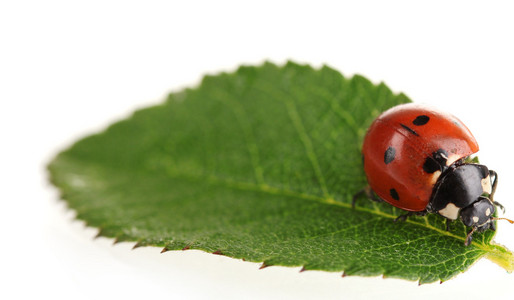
[423,157,440,173]
[384,147,396,164]
[400,124,419,136]
[412,115,430,126]
[423,149,449,173]
[390,188,400,200]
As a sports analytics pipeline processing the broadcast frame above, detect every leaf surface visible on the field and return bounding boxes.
[48,62,513,284]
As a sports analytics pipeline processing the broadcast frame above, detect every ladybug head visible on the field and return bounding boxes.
[460,196,495,230]
[460,196,513,245]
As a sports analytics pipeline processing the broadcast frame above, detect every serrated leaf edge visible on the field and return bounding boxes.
[88,172,513,284]
[48,61,513,284]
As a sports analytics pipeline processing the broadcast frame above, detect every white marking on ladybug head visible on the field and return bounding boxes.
[429,170,442,186]
[481,175,492,195]
[446,154,461,167]
[485,207,491,216]
[473,216,479,223]
[438,203,460,220]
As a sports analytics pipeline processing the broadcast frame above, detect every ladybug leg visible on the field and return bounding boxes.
[489,170,498,200]
[352,186,382,209]
[351,190,365,209]
[445,219,453,231]
[465,226,478,246]
[488,170,505,213]
[369,192,383,203]
[394,212,414,222]
[394,210,427,222]
[489,221,496,231]
[493,201,505,214]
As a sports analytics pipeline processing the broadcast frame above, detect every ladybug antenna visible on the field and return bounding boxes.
[492,217,514,224]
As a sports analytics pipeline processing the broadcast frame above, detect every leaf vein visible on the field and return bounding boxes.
[163,168,491,249]
[211,90,265,185]
[282,94,330,198]
[273,218,381,245]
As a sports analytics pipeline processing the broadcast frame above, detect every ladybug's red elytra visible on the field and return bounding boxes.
[356,103,512,245]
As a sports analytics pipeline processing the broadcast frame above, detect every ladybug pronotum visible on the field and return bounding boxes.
[356,103,512,245]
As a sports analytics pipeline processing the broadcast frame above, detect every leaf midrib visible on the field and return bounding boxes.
[159,165,493,250]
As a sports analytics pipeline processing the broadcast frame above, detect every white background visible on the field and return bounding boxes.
[2,1,514,299]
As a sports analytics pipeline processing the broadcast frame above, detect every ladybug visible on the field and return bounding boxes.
[355,103,512,245]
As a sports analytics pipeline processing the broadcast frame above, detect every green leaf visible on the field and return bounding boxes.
[48,61,513,284]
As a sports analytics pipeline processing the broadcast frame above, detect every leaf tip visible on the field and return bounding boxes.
[160,247,170,254]
[182,245,191,251]
[212,250,223,255]
[259,263,270,270]
[132,242,143,250]
[484,243,514,273]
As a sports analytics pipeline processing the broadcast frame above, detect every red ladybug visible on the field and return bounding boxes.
[356,103,512,245]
